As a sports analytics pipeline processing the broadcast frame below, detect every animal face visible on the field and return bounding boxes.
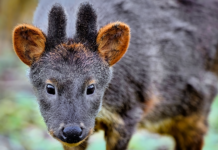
[12,3,130,146]
[30,43,112,146]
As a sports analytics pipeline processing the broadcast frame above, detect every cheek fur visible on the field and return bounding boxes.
[39,98,51,111]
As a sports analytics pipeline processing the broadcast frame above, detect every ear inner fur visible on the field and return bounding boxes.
[13,24,46,66]
[97,22,130,66]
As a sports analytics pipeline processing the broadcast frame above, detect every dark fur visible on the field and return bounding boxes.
[74,3,97,50]
[29,4,112,147]
[14,1,218,150]
[47,4,67,49]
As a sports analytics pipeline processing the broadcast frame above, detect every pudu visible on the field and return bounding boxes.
[12,0,218,150]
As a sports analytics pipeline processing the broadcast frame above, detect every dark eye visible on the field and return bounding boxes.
[87,84,95,95]
[46,84,55,95]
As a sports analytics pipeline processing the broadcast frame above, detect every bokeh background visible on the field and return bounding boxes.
[0,0,218,150]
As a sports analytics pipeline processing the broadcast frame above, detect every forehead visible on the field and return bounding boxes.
[33,43,104,80]
[48,43,95,65]
[43,43,100,71]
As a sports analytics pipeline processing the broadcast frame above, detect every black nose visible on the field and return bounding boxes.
[61,125,83,143]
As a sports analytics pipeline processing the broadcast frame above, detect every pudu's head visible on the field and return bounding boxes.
[12,3,130,147]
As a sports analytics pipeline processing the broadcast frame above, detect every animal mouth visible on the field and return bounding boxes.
[49,128,93,147]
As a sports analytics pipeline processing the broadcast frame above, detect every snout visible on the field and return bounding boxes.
[49,124,93,146]
[60,125,83,143]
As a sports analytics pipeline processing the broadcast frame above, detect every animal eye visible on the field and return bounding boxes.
[46,84,55,95]
[87,84,95,95]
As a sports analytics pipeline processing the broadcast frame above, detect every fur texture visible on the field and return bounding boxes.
[47,4,67,49]
[13,24,46,66]
[12,0,218,150]
[97,22,130,66]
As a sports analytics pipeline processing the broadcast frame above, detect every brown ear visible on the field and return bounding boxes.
[12,24,46,66]
[97,22,130,66]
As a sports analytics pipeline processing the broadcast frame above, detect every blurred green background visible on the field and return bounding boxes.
[0,0,218,150]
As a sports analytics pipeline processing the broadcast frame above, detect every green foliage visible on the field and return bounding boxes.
[203,96,218,150]
[0,92,63,150]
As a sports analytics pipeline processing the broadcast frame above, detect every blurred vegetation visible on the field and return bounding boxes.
[0,0,218,150]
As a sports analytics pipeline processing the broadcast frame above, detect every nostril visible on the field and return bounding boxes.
[62,125,82,140]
